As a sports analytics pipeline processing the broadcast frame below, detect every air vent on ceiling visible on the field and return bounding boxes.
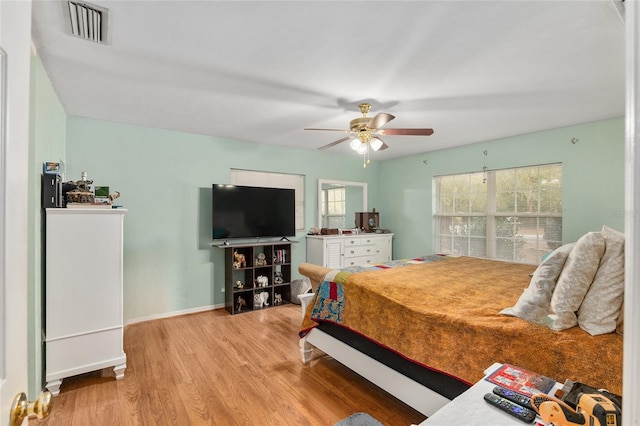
[66,1,109,43]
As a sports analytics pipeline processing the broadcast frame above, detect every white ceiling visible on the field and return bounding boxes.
[31,1,626,161]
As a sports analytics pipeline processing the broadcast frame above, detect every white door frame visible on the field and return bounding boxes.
[0,0,33,424]
[624,2,640,425]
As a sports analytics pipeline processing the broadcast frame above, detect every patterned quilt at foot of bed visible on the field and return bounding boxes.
[299,255,449,336]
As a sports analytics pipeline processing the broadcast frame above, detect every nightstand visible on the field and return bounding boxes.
[418,363,560,425]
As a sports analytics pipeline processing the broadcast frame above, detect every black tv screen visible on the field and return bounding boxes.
[212,184,296,239]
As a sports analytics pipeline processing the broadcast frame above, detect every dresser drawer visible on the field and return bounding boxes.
[344,255,376,267]
[306,233,393,269]
[344,237,375,247]
[344,245,375,258]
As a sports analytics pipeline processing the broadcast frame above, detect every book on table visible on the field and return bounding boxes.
[485,363,556,397]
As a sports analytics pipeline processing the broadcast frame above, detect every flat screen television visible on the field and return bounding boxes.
[212,184,296,240]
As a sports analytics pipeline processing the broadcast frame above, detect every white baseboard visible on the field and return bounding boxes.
[125,303,225,326]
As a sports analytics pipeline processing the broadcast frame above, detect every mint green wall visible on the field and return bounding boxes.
[65,117,624,322]
[65,117,381,322]
[345,185,365,228]
[28,53,66,397]
[379,118,625,259]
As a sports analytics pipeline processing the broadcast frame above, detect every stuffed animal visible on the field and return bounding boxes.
[233,251,246,269]
[236,296,247,312]
[255,252,267,266]
[253,291,269,308]
[255,275,268,287]
[260,291,269,306]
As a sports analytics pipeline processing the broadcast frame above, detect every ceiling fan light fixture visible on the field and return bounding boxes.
[307,102,434,156]
[369,137,383,151]
[349,137,365,153]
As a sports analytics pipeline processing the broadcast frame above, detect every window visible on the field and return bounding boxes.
[435,163,562,264]
[321,186,346,228]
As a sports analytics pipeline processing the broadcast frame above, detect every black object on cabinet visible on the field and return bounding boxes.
[42,174,62,208]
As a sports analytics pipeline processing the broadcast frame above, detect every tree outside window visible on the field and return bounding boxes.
[435,163,562,264]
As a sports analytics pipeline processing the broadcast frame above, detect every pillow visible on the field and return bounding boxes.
[500,243,575,324]
[547,232,606,331]
[577,226,625,335]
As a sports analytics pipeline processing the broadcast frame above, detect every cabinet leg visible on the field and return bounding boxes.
[46,379,62,396]
[113,362,126,380]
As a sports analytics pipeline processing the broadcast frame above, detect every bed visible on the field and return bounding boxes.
[298,232,624,417]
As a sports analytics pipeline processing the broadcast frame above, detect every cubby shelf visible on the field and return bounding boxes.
[220,241,294,314]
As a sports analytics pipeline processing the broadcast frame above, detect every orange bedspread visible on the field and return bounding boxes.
[300,256,623,394]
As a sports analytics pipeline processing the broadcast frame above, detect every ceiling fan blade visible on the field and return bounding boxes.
[304,128,350,132]
[378,128,434,136]
[317,137,350,150]
[378,140,389,151]
[367,113,395,130]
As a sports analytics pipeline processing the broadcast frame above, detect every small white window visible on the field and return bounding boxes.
[321,187,346,228]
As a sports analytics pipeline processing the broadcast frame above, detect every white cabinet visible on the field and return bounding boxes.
[306,233,393,268]
[45,208,127,396]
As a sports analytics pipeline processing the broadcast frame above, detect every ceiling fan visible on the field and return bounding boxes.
[305,103,434,160]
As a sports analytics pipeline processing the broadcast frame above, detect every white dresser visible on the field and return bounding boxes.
[45,208,127,396]
[306,233,393,268]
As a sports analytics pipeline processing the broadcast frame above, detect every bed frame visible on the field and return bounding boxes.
[298,293,451,417]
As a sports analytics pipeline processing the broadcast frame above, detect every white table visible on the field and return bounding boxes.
[418,363,560,425]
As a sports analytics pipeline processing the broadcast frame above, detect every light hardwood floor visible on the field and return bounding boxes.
[32,304,426,426]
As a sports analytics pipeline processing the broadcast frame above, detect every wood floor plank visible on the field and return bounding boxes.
[31,305,426,426]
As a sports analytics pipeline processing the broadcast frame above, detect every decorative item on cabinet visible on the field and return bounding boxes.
[233,251,247,269]
[320,228,339,235]
[236,296,247,312]
[255,275,269,287]
[254,291,270,308]
[255,252,267,266]
[355,208,380,233]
